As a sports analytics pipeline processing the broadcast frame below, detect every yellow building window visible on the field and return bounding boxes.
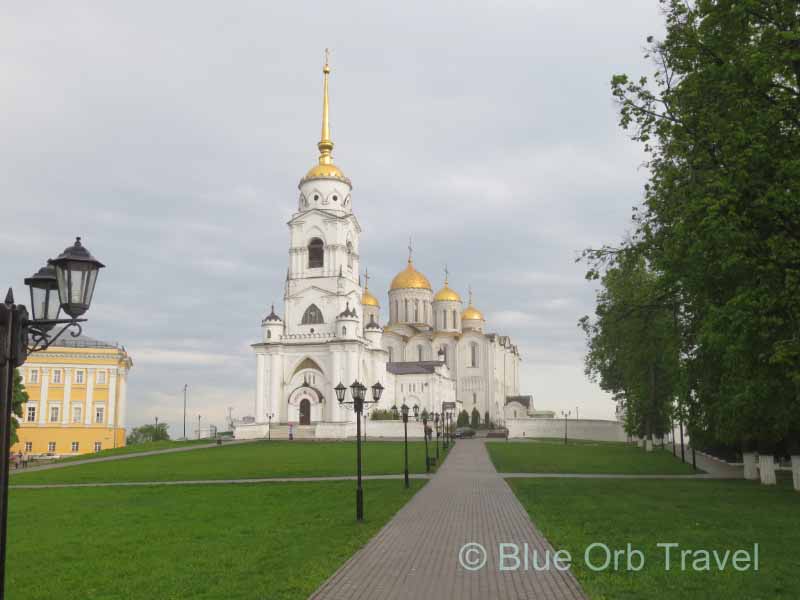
[29,369,39,384]
[47,442,56,453]
[75,370,85,385]
[26,405,36,422]
[93,442,102,452]
[95,405,105,424]
[52,369,62,384]
[71,442,79,452]
[49,405,60,423]
[97,370,107,385]
[72,405,82,423]
[24,442,32,453]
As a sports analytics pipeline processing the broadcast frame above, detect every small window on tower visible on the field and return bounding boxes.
[332,195,338,202]
[302,304,324,325]
[308,238,324,268]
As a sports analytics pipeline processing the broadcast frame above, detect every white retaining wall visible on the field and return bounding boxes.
[506,418,626,442]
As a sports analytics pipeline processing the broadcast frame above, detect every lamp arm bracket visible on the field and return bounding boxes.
[27,318,86,354]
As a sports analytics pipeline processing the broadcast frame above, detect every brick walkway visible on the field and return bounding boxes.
[310,439,586,600]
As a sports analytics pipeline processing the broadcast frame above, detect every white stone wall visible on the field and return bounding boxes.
[506,418,627,442]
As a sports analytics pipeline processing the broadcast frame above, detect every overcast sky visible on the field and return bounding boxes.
[1,1,665,435]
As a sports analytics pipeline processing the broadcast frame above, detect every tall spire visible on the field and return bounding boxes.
[408,236,413,264]
[318,48,334,166]
[444,264,449,286]
[468,285,473,305]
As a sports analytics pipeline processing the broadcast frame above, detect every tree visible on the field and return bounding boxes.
[126,423,170,445]
[470,408,481,429]
[607,0,800,452]
[581,251,680,443]
[484,411,490,427]
[10,369,28,446]
[456,410,469,428]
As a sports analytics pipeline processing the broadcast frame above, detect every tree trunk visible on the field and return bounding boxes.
[742,452,759,480]
[758,454,776,485]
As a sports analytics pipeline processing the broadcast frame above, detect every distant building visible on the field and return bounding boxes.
[12,335,133,456]
[503,396,555,421]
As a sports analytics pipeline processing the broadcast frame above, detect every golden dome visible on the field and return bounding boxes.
[390,260,432,291]
[362,289,380,307]
[462,305,484,321]
[434,267,461,302]
[300,51,350,185]
[434,286,461,302]
[462,286,484,320]
[304,163,347,180]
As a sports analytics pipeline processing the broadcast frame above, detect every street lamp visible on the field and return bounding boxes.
[421,413,430,473]
[434,412,441,462]
[183,384,188,440]
[335,379,383,521]
[267,413,274,441]
[1,236,104,599]
[401,403,410,488]
[391,404,399,420]
[413,404,419,421]
[561,410,572,444]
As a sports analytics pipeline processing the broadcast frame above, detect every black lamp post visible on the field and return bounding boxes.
[335,379,383,521]
[442,408,449,450]
[401,403,410,488]
[183,384,188,440]
[1,237,104,600]
[561,410,571,444]
[413,404,419,421]
[421,413,430,473]
[434,412,441,461]
[267,413,274,441]
[391,404,399,420]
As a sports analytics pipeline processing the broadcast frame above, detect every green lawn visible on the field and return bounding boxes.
[11,440,444,484]
[487,440,698,474]
[510,478,799,599]
[52,439,211,463]
[8,480,423,600]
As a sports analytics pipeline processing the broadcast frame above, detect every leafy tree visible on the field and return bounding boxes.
[606,0,800,451]
[470,408,481,429]
[484,411,490,427]
[10,369,28,445]
[581,252,680,443]
[456,410,470,428]
[126,423,170,445]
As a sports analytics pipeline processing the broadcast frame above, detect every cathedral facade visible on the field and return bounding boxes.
[235,59,522,439]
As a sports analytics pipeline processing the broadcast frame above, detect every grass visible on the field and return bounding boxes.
[11,440,445,484]
[52,439,211,463]
[509,478,799,599]
[8,480,423,600]
[486,439,698,474]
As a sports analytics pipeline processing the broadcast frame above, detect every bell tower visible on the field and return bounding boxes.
[284,52,363,336]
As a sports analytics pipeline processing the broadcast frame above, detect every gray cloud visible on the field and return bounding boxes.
[1,1,664,434]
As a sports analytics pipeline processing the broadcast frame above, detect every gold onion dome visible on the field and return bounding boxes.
[301,50,350,185]
[362,270,380,307]
[462,287,484,320]
[434,269,461,302]
[390,259,432,291]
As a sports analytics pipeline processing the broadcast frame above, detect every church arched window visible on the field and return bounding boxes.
[417,345,424,361]
[394,301,399,322]
[266,330,272,339]
[388,347,394,362]
[452,310,457,329]
[342,326,347,336]
[347,241,353,270]
[308,238,324,268]
[414,300,419,323]
[470,342,479,368]
[442,310,446,329]
[301,304,324,325]
[404,299,409,322]
[440,346,447,364]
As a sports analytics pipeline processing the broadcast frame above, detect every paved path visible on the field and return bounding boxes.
[9,474,431,489]
[310,439,586,600]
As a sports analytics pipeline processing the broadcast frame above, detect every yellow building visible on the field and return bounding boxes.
[12,335,133,456]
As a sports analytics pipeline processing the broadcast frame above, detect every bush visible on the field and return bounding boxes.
[370,409,397,421]
[470,408,481,429]
[456,410,470,428]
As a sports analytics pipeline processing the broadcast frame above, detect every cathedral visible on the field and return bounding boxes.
[235,58,523,439]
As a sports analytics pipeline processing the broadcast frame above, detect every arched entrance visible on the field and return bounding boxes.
[299,398,311,425]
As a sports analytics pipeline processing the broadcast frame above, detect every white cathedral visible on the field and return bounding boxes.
[235,59,528,439]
